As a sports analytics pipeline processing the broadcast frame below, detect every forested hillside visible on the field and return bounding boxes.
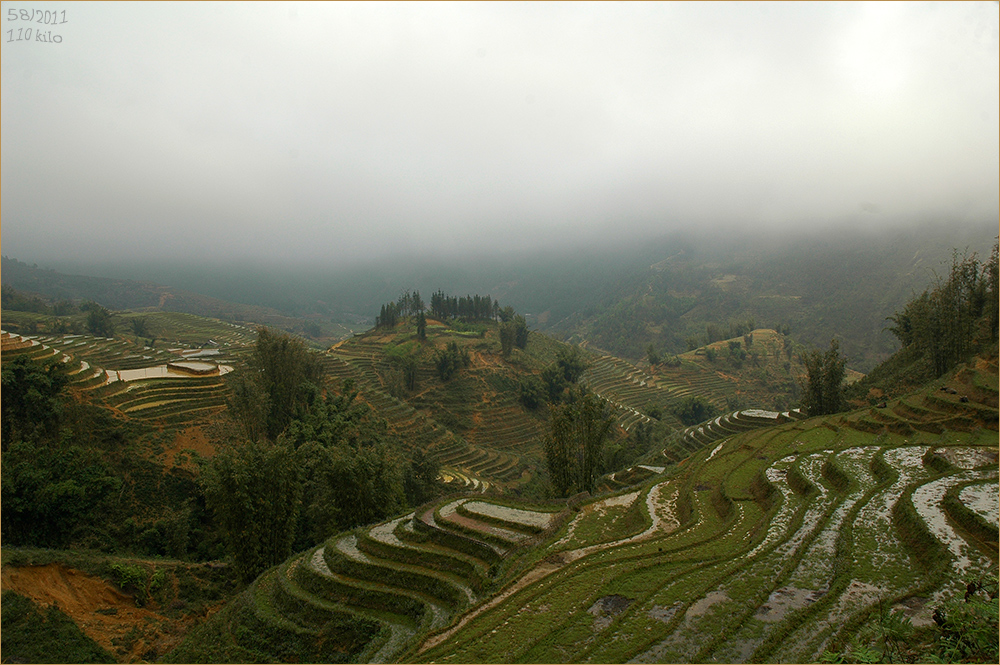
[537,222,998,371]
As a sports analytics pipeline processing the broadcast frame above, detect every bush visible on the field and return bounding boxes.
[671,396,717,426]
[931,580,999,663]
[435,341,470,381]
[518,376,546,410]
[661,354,681,368]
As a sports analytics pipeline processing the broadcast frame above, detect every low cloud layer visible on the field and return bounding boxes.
[2,1,997,267]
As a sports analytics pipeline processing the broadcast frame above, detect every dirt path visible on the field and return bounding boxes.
[418,480,678,654]
[1,563,201,663]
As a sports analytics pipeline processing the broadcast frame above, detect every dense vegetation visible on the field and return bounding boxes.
[544,388,615,496]
[847,243,999,404]
[2,590,115,663]
[801,339,848,416]
[887,246,999,377]
[1,355,208,557]
[203,327,446,583]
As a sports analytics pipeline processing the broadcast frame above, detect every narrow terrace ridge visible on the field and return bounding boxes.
[328,533,476,607]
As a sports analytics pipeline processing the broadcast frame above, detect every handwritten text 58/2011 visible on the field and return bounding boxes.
[7,8,68,24]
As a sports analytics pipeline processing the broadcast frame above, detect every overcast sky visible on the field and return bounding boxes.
[2,1,997,267]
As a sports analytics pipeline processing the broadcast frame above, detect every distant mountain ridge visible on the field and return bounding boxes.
[534,221,998,371]
[6,219,996,371]
[1,256,337,341]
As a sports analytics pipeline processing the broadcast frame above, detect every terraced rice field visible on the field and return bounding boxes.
[322,344,533,493]
[408,360,998,663]
[190,358,997,663]
[661,408,808,461]
[217,497,568,662]
[580,355,685,431]
[579,349,766,434]
[1,326,241,428]
[321,328,801,494]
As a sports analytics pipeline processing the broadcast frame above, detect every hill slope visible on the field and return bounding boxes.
[536,221,998,372]
[320,319,810,495]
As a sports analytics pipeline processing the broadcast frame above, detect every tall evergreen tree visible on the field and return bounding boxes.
[201,438,302,583]
[227,327,325,441]
[416,310,427,340]
[499,321,515,358]
[513,315,529,350]
[544,388,614,497]
[801,339,847,416]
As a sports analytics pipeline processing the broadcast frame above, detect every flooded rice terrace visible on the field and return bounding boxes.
[960,483,999,523]
[912,468,999,575]
[106,361,232,382]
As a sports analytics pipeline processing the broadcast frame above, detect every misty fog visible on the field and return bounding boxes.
[2,1,997,268]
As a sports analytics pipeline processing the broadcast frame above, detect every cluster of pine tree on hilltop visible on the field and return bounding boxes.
[375,290,501,328]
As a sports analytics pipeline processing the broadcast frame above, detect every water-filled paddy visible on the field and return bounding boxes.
[106,363,232,382]
[959,482,1000,524]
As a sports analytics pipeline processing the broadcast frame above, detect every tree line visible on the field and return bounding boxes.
[375,289,507,329]
[886,245,999,378]
[430,291,498,322]
[844,242,999,403]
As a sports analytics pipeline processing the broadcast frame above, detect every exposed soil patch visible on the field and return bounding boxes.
[160,426,215,471]
[648,602,683,624]
[1,564,201,663]
[686,589,728,618]
[755,586,824,623]
[588,594,634,630]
